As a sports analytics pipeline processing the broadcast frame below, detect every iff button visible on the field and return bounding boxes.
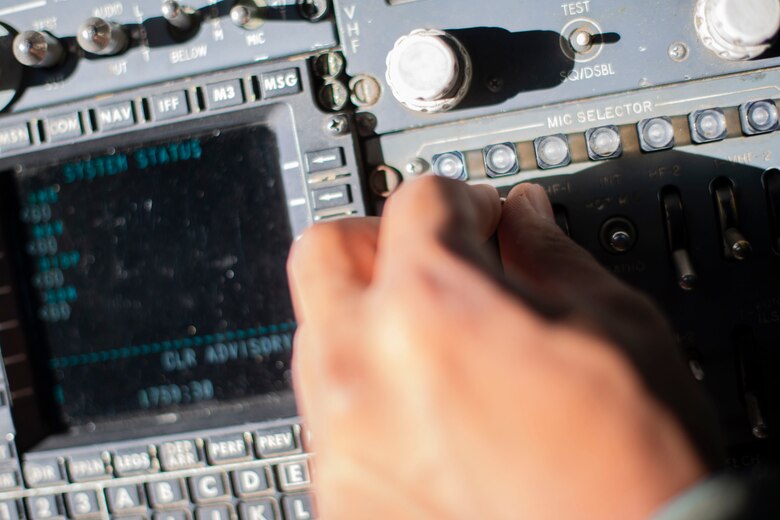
[151,91,189,121]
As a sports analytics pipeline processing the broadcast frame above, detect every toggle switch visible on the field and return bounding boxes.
[713,179,752,261]
[162,1,200,34]
[12,31,65,68]
[77,17,128,56]
[735,328,769,439]
[661,188,698,290]
[230,2,264,30]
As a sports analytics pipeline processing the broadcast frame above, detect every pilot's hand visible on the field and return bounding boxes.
[287,177,721,520]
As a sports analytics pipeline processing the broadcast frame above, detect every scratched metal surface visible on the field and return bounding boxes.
[333,0,780,134]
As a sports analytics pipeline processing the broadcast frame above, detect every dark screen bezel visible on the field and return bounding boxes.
[2,104,305,446]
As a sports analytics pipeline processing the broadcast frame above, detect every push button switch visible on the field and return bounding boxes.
[713,179,751,261]
[661,188,698,291]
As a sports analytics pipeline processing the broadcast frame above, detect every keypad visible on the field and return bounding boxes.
[239,499,279,520]
[189,473,230,503]
[282,494,316,520]
[232,466,272,497]
[148,479,188,508]
[106,484,146,513]
[5,422,312,519]
[64,490,101,518]
[25,494,63,519]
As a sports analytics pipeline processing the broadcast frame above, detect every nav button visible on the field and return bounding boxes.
[96,101,135,131]
[151,91,189,121]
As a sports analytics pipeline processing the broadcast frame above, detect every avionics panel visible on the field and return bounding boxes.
[14,124,296,426]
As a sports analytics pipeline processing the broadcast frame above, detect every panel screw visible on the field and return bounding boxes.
[318,80,349,112]
[313,51,345,79]
[668,42,689,62]
[405,158,429,176]
[326,115,349,136]
[350,75,382,107]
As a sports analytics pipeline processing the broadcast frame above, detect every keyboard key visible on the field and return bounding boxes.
[159,440,202,471]
[207,433,250,465]
[277,461,311,491]
[0,444,13,462]
[189,473,230,503]
[113,446,156,476]
[65,490,101,518]
[25,495,63,519]
[24,458,66,487]
[148,479,187,508]
[67,453,108,482]
[255,427,299,458]
[0,499,21,520]
[106,484,146,513]
[282,494,317,520]
[153,510,189,520]
[232,466,272,497]
[0,469,20,491]
[239,499,279,520]
[195,504,233,520]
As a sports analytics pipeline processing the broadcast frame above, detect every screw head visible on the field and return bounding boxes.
[349,75,382,107]
[326,116,349,136]
[405,158,429,176]
[668,42,689,62]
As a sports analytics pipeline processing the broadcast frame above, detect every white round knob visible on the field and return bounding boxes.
[386,29,471,113]
[696,0,780,60]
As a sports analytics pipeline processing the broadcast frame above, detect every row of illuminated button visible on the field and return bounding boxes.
[17,425,302,490]
[432,99,780,180]
[0,461,314,519]
[0,68,302,155]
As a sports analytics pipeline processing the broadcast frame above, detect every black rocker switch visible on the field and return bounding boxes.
[662,188,697,290]
[713,179,752,261]
[735,328,769,439]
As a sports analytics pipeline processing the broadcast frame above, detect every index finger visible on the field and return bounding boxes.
[378,177,501,273]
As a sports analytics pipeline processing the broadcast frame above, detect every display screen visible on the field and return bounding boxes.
[14,125,296,425]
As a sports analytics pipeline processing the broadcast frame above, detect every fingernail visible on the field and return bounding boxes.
[524,184,554,221]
